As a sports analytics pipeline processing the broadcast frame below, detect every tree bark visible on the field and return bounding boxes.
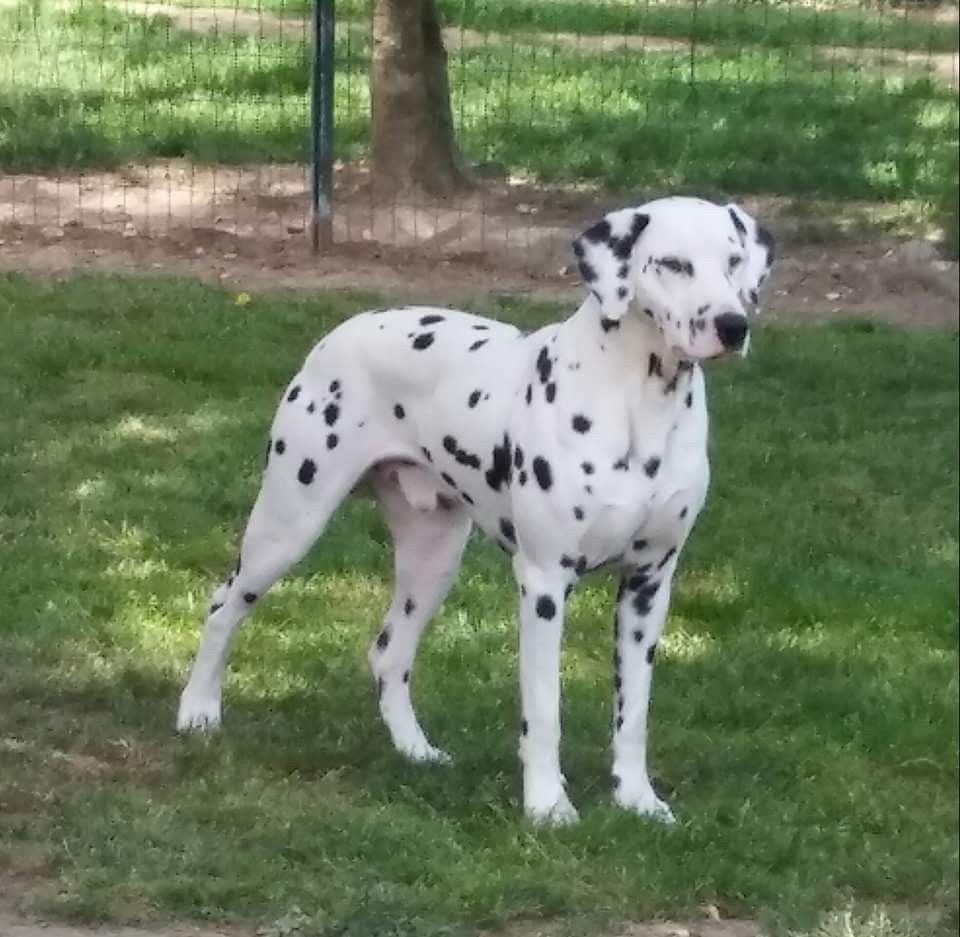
[370,0,472,198]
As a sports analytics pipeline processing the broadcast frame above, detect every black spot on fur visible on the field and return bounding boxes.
[657,546,677,570]
[326,433,338,450]
[209,601,223,615]
[298,458,317,484]
[462,492,475,505]
[633,629,644,643]
[582,461,594,475]
[648,353,663,378]
[419,314,445,325]
[571,414,592,434]
[421,446,433,462]
[324,402,340,426]
[729,206,747,240]
[573,506,584,521]
[485,434,513,491]
[578,260,598,283]
[685,391,693,408]
[376,628,390,650]
[525,384,533,405]
[583,219,612,243]
[243,592,257,604]
[403,670,410,683]
[412,332,435,350]
[468,389,482,408]
[536,595,557,620]
[545,382,557,403]
[521,718,528,736]
[616,715,623,731]
[472,324,489,330]
[518,471,528,486]
[469,339,488,352]
[287,384,301,402]
[274,439,286,455]
[499,517,517,544]
[643,456,661,478]
[394,403,405,419]
[633,539,648,551]
[307,402,316,414]
[680,506,688,519]
[536,346,552,384]
[613,455,629,471]
[532,456,552,491]
[513,446,524,469]
[601,316,620,332]
[646,643,657,664]
[631,580,660,617]
[404,597,416,616]
[441,472,458,489]
[756,224,776,262]
[329,380,340,393]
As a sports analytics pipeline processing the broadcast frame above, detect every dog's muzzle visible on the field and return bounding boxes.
[714,312,749,352]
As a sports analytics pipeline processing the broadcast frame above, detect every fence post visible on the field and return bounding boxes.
[311,0,335,253]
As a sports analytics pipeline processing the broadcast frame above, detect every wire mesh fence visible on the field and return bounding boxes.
[0,0,957,275]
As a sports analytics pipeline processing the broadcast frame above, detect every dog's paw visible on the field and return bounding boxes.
[400,740,452,765]
[176,694,222,732]
[614,785,676,824]
[525,791,580,827]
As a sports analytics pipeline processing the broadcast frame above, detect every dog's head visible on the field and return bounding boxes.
[572,197,775,360]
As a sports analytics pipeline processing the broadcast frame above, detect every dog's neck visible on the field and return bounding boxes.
[555,296,700,464]
[560,296,691,392]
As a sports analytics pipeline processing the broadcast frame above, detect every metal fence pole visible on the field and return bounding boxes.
[311,0,335,253]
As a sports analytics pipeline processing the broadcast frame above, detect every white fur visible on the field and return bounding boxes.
[177,197,775,825]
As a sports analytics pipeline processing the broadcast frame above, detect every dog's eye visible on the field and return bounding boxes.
[728,254,743,270]
[657,257,694,276]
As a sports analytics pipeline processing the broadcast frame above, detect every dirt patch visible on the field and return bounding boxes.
[1,161,957,329]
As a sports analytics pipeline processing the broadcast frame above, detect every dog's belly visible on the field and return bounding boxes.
[306,306,536,543]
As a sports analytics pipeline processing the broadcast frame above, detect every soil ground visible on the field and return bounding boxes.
[1,161,958,329]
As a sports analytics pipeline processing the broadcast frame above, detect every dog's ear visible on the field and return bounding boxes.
[572,209,650,321]
[726,203,776,309]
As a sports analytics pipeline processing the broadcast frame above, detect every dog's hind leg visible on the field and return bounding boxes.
[177,444,367,732]
[367,465,472,763]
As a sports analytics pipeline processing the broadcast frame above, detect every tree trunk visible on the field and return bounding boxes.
[370,0,472,198]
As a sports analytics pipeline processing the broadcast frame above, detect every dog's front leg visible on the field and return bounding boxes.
[611,548,680,823]
[514,553,578,825]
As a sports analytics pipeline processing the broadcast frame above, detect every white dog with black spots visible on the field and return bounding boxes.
[177,196,775,825]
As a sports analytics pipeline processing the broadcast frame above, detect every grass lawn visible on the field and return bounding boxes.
[159,0,960,54]
[0,0,957,225]
[0,272,957,936]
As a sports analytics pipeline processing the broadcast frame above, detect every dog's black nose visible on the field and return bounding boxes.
[714,312,749,351]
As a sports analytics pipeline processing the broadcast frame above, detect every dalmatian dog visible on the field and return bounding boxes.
[177,196,775,825]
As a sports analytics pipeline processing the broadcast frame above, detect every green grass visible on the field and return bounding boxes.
[165,0,960,55]
[1,0,957,223]
[0,272,957,936]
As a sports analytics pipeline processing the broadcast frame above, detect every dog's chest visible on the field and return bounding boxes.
[576,422,707,566]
